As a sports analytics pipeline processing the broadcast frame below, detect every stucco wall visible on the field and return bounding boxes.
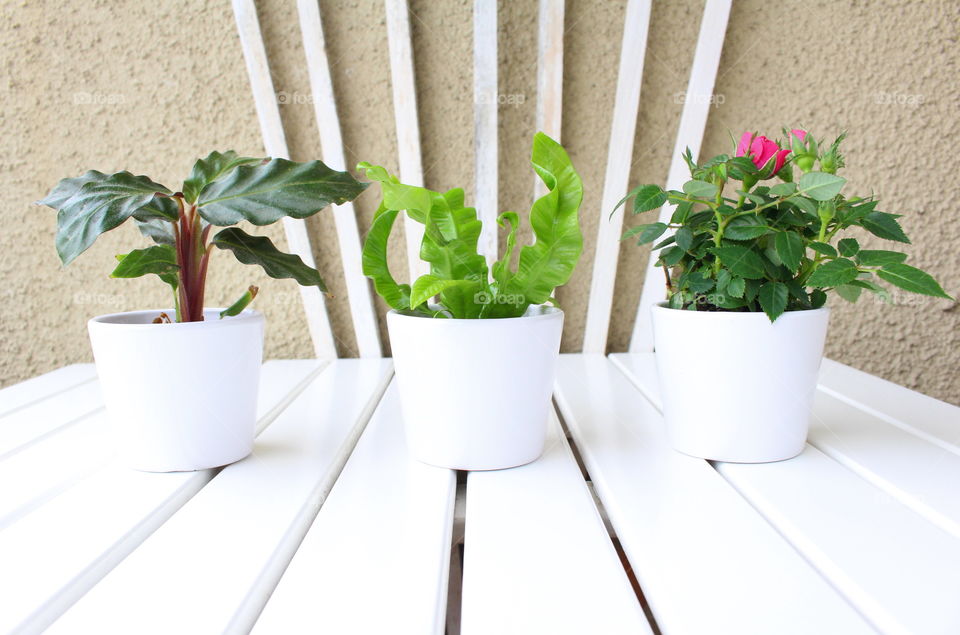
[2,0,957,404]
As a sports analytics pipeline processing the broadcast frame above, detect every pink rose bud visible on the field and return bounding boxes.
[791,129,807,142]
[736,132,791,175]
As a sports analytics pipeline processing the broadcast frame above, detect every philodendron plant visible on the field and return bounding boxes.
[618,129,952,321]
[359,132,583,318]
[37,151,368,322]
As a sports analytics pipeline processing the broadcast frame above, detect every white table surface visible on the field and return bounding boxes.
[1,353,958,634]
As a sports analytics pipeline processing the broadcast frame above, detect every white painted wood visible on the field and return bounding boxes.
[630,0,732,352]
[0,379,103,458]
[612,351,960,634]
[473,0,498,265]
[819,358,960,454]
[554,354,872,633]
[0,364,96,418]
[461,410,651,635]
[581,0,652,354]
[48,359,392,635]
[385,0,430,282]
[254,381,455,634]
[533,0,564,200]
[232,0,337,359]
[297,0,382,358]
[0,360,325,634]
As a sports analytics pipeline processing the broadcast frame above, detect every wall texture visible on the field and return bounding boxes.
[2,0,957,404]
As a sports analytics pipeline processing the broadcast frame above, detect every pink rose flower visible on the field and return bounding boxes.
[736,131,791,175]
[790,129,807,142]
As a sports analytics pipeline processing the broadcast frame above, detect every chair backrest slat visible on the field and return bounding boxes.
[534,0,565,200]
[385,0,430,282]
[629,0,732,353]
[296,0,382,358]
[473,0,499,266]
[581,0,652,354]
[232,0,338,359]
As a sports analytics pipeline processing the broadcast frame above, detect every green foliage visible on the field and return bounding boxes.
[617,129,953,321]
[359,132,583,319]
[38,152,367,322]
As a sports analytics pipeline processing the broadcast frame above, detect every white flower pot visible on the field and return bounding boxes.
[387,306,563,470]
[88,309,264,472]
[651,304,830,463]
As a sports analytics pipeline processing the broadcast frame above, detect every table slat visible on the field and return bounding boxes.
[461,410,652,635]
[556,354,872,634]
[0,364,97,417]
[254,381,455,635]
[0,380,104,458]
[0,360,324,634]
[47,359,392,635]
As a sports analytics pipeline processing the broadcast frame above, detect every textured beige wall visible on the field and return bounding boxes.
[2,0,957,404]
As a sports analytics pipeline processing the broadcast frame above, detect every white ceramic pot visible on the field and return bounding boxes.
[387,305,563,470]
[651,304,830,463]
[88,309,264,472]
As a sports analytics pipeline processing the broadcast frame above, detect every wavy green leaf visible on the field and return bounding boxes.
[360,206,412,311]
[198,158,368,226]
[212,227,327,291]
[110,244,179,292]
[183,151,262,204]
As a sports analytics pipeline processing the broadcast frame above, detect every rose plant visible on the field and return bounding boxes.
[37,151,368,321]
[618,129,952,321]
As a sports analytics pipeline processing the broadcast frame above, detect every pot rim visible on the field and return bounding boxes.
[388,304,562,324]
[88,308,263,330]
[653,302,829,320]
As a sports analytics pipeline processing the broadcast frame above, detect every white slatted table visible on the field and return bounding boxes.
[2,355,958,634]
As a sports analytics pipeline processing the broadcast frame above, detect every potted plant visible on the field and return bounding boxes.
[358,132,583,470]
[37,151,367,471]
[619,129,952,463]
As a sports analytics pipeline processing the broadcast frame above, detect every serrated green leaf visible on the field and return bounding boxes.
[835,284,862,303]
[790,196,818,215]
[768,182,797,197]
[877,264,953,299]
[660,246,684,267]
[670,200,693,224]
[675,226,694,251]
[861,211,910,243]
[838,238,860,257]
[630,184,667,214]
[197,158,368,226]
[774,232,804,273]
[183,150,262,204]
[799,171,846,201]
[809,241,838,257]
[856,249,908,267]
[807,258,858,287]
[626,222,667,244]
[711,245,766,279]
[727,276,745,298]
[725,214,771,241]
[212,227,327,291]
[758,281,788,321]
[682,180,718,199]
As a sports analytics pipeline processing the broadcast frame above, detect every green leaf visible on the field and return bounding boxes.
[492,211,520,289]
[110,245,179,291]
[726,276,746,298]
[768,182,797,197]
[670,200,693,224]
[197,158,368,226]
[790,196,818,215]
[220,285,259,318]
[758,281,788,321]
[630,185,667,214]
[838,238,860,257]
[807,258,859,287]
[861,212,910,243]
[856,249,908,267]
[626,222,667,245]
[774,232,804,273]
[135,218,176,245]
[212,227,327,291]
[877,264,953,299]
[835,284,862,303]
[37,171,174,265]
[798,171,846,201]
[410,275,475,309]
[675,226,694,251]
[360,206,412,311]
[183,150,262,204]
[724,214,771,241]
[809,241,838,257]
[711,245,766,279]
[682,180,718,199]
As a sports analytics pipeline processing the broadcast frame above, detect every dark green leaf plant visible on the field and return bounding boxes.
[359,132,583,318]
[37,151,368,321]
[617,129,953,321]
